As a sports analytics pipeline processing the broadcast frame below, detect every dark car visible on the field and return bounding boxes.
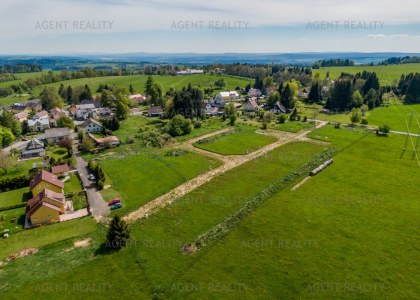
[111,202,122,210]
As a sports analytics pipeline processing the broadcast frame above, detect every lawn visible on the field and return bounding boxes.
[99,149,222,215]
[0,156,42,181]
[63,173,87,210]
[193,125,277,155]
[272,120,314,133]
[1,141,326,299]
[0,207,26,235]
[0,187,31,210]
[0,216,97,260]
[113,115,150,142]
[176,117,227,141]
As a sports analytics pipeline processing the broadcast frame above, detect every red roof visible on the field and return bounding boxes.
[27,188,65,211]
[51,164,70,174]
[29,170,64,190]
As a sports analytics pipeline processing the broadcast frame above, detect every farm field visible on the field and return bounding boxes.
[1,141,326,298]
[99,149,222,215]
[314,63,420,85]
[193,125,277,155]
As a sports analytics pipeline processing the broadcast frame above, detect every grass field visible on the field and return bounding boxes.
[302,103,420,132]
[0,216,97,260]
[0,187,31,210]
[193,125,277,155]
[1,141,325,299]
[314,63,420,86]
[173,129,419,299]
[0,207,26,234]
[99,149,221,215]
[63,174,83,194]
[272,120,314,133]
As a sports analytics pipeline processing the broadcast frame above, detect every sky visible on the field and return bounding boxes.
[0,0,420,54]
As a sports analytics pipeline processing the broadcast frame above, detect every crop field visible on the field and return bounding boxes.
[193,125,277,155]
[314,63,420,85]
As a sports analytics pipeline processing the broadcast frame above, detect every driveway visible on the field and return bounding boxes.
[73,145,109,218]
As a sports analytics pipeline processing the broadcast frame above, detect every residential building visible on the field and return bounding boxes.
[10,102,30,113]
[79,118,103,133]
[129,94,147,104]
[28,118,50,132]
[214,91,239,103]
[29,170,64,197]
[34,110,49,120]
[176,69,204,75]
[148,106,164,117]
[25,99,42,112]
[248,88,262,97]
[41,128,72,145]
[13,111,28,123]
[51,164,70,177]
[21,139,45,159]
[88,133,120,147]
[271,101,287,114]
[92,107,113,119]
[75,103,96,120]
[49,108,66,126]
[244,98,260,112]
[26,189,66,226]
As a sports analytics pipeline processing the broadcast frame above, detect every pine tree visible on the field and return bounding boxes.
[129,84,134,94]
[106,215,130,250]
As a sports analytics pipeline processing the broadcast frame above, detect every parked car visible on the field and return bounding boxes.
[110,202,122,210]
[108,198,121,206]
[88,174,95,181]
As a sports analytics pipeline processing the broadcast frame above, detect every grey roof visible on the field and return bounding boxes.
[42,128,71,139]
[80,118,103,129]
[148,106,163,114]
[26,139,44,150]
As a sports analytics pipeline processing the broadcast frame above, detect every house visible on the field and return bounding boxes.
[75,104,96,120]
[209,97,225,108]
[34,110,49,120]
[79,118,103,133]
[265,86,277,95]
[80,99,101,108]
[248,88,262,97]
[25,99,42,112]
[21,139,45,159]
[10,102,30,113]
[13,111,28,123]
[29,170,64,197]
[129,94,147,104]
[214,91,239,103]
[148,106,164,117]
[88,133,120,147]
[271,101,287,114]
[41,128,72,145]
[49,108,66,126]
[92,107,113,119]
[26,189,66,226]
[28,118,50,132]
[244,98,260,112]
[51,164,70,177]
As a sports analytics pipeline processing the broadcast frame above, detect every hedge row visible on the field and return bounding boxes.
[0,202,26,212]
[193,147,338,249]
[0,175,30,192]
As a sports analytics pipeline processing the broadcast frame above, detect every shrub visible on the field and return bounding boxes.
[278,114,287,124]
[360,118,368,125]
[334,122,341,129]
[261,122,268,130]
[164,149,187,157]
[193,121,202,129]
[165,115,192,137]
[377,124,390,136]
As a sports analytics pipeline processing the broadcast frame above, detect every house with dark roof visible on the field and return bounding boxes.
[10,102,30,113]
[79,118,103,133]
[25,99,42,112]
[40,128,72,145]
[244,98,260,112]
[148,106,164,117]
[29,170,64,197]
[271,101,287,114]
[21,139,45,159]
[248,88,262,97]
